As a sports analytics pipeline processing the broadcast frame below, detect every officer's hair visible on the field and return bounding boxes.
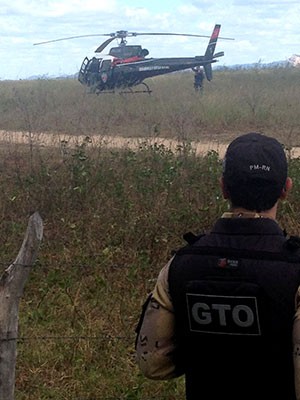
[224,178,283,213]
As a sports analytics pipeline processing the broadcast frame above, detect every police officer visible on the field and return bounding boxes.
[135,132,300,399]
[192,66,204,91]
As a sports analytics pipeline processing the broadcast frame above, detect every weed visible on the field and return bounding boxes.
[0,67,299,399]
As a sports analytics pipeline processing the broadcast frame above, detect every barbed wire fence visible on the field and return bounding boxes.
[1,259,138,342]
[1,259,146,398]
[0,217,178,400]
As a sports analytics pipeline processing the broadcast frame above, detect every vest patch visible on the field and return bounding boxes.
[217,257,239,269]
[186,293,261,335]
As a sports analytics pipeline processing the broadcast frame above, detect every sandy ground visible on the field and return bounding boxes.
[0,130,228,156]
[0,130,299,159]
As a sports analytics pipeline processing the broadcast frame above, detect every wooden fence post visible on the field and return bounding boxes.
[0,212,43,400]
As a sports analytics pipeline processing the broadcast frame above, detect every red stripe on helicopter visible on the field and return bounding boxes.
[211,27,220,40]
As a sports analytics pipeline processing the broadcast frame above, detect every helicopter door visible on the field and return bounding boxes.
[99,59,112,84]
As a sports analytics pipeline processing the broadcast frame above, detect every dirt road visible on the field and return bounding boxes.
[0,130,299,159]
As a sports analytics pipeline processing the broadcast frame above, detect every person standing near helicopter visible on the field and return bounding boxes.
[192,66,204,92]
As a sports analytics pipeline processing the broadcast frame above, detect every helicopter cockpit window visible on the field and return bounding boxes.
[141,49,149,57]
[109,45,143,59]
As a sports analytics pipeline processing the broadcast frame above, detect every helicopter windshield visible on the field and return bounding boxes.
[109,45,143,59]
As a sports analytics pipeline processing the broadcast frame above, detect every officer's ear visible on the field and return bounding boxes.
[280,177,293,200]
[220,177,230,200]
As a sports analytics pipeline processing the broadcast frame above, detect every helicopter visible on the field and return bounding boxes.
[34,24,233,94]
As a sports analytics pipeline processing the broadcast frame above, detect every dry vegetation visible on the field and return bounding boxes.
[1,66,300,144]
[0,67,300,399]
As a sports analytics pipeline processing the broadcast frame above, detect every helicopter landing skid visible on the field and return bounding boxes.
[120,83,152,95]
[95,82,152,95]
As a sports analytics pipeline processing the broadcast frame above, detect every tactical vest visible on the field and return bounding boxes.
[168,221,300,400]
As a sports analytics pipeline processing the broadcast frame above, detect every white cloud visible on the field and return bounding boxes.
[177,4,199,15]
[0,0,117,17]
[0,0,300,79]
[46,0,117,16]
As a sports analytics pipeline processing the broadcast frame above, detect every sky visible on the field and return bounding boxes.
[1,0,300,80]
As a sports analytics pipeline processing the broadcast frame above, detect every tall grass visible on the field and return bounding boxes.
[0,138,297,399]
[0,67,300,398]
[1,67,300,144]
[1,140,224,399]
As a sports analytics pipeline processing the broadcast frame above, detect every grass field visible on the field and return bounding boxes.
[0,67,300,399]
[1,66,300,144]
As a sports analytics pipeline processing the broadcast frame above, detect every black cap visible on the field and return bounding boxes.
[223,132,287,188]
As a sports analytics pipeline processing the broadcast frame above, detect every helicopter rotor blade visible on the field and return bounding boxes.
[33,29,234,48]
[33,33,113,46]
[132,32,234,40]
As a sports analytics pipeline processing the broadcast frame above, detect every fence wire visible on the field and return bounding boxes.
[0,260,139,343]
[0,334,134,343]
